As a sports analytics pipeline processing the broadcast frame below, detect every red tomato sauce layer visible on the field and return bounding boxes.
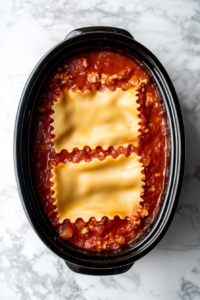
[32,51,166,251]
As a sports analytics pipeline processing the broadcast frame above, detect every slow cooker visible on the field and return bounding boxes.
[14,26,184,275]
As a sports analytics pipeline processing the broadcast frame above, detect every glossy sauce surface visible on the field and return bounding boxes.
[32,51,166,250]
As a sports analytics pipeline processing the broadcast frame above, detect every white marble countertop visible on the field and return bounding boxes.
[1,0,200,299]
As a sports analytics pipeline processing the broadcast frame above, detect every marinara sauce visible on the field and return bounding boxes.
[32,51,166,250]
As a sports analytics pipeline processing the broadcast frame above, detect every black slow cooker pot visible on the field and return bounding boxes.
[14,26,184,276]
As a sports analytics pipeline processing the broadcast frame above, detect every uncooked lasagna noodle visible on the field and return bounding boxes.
[51,153,144,223]
[51,88,140,153]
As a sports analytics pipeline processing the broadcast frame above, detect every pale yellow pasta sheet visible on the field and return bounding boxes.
[51,88,140,153]
[51,153,144,223]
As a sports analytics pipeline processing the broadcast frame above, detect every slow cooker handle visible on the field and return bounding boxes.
[65,26,134,40]
[65,261,134,276]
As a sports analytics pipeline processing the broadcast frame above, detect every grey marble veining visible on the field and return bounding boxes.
[0,0,200,299]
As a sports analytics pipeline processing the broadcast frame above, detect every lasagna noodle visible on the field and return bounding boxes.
[51,153,144,223]
[51,88,140,153]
